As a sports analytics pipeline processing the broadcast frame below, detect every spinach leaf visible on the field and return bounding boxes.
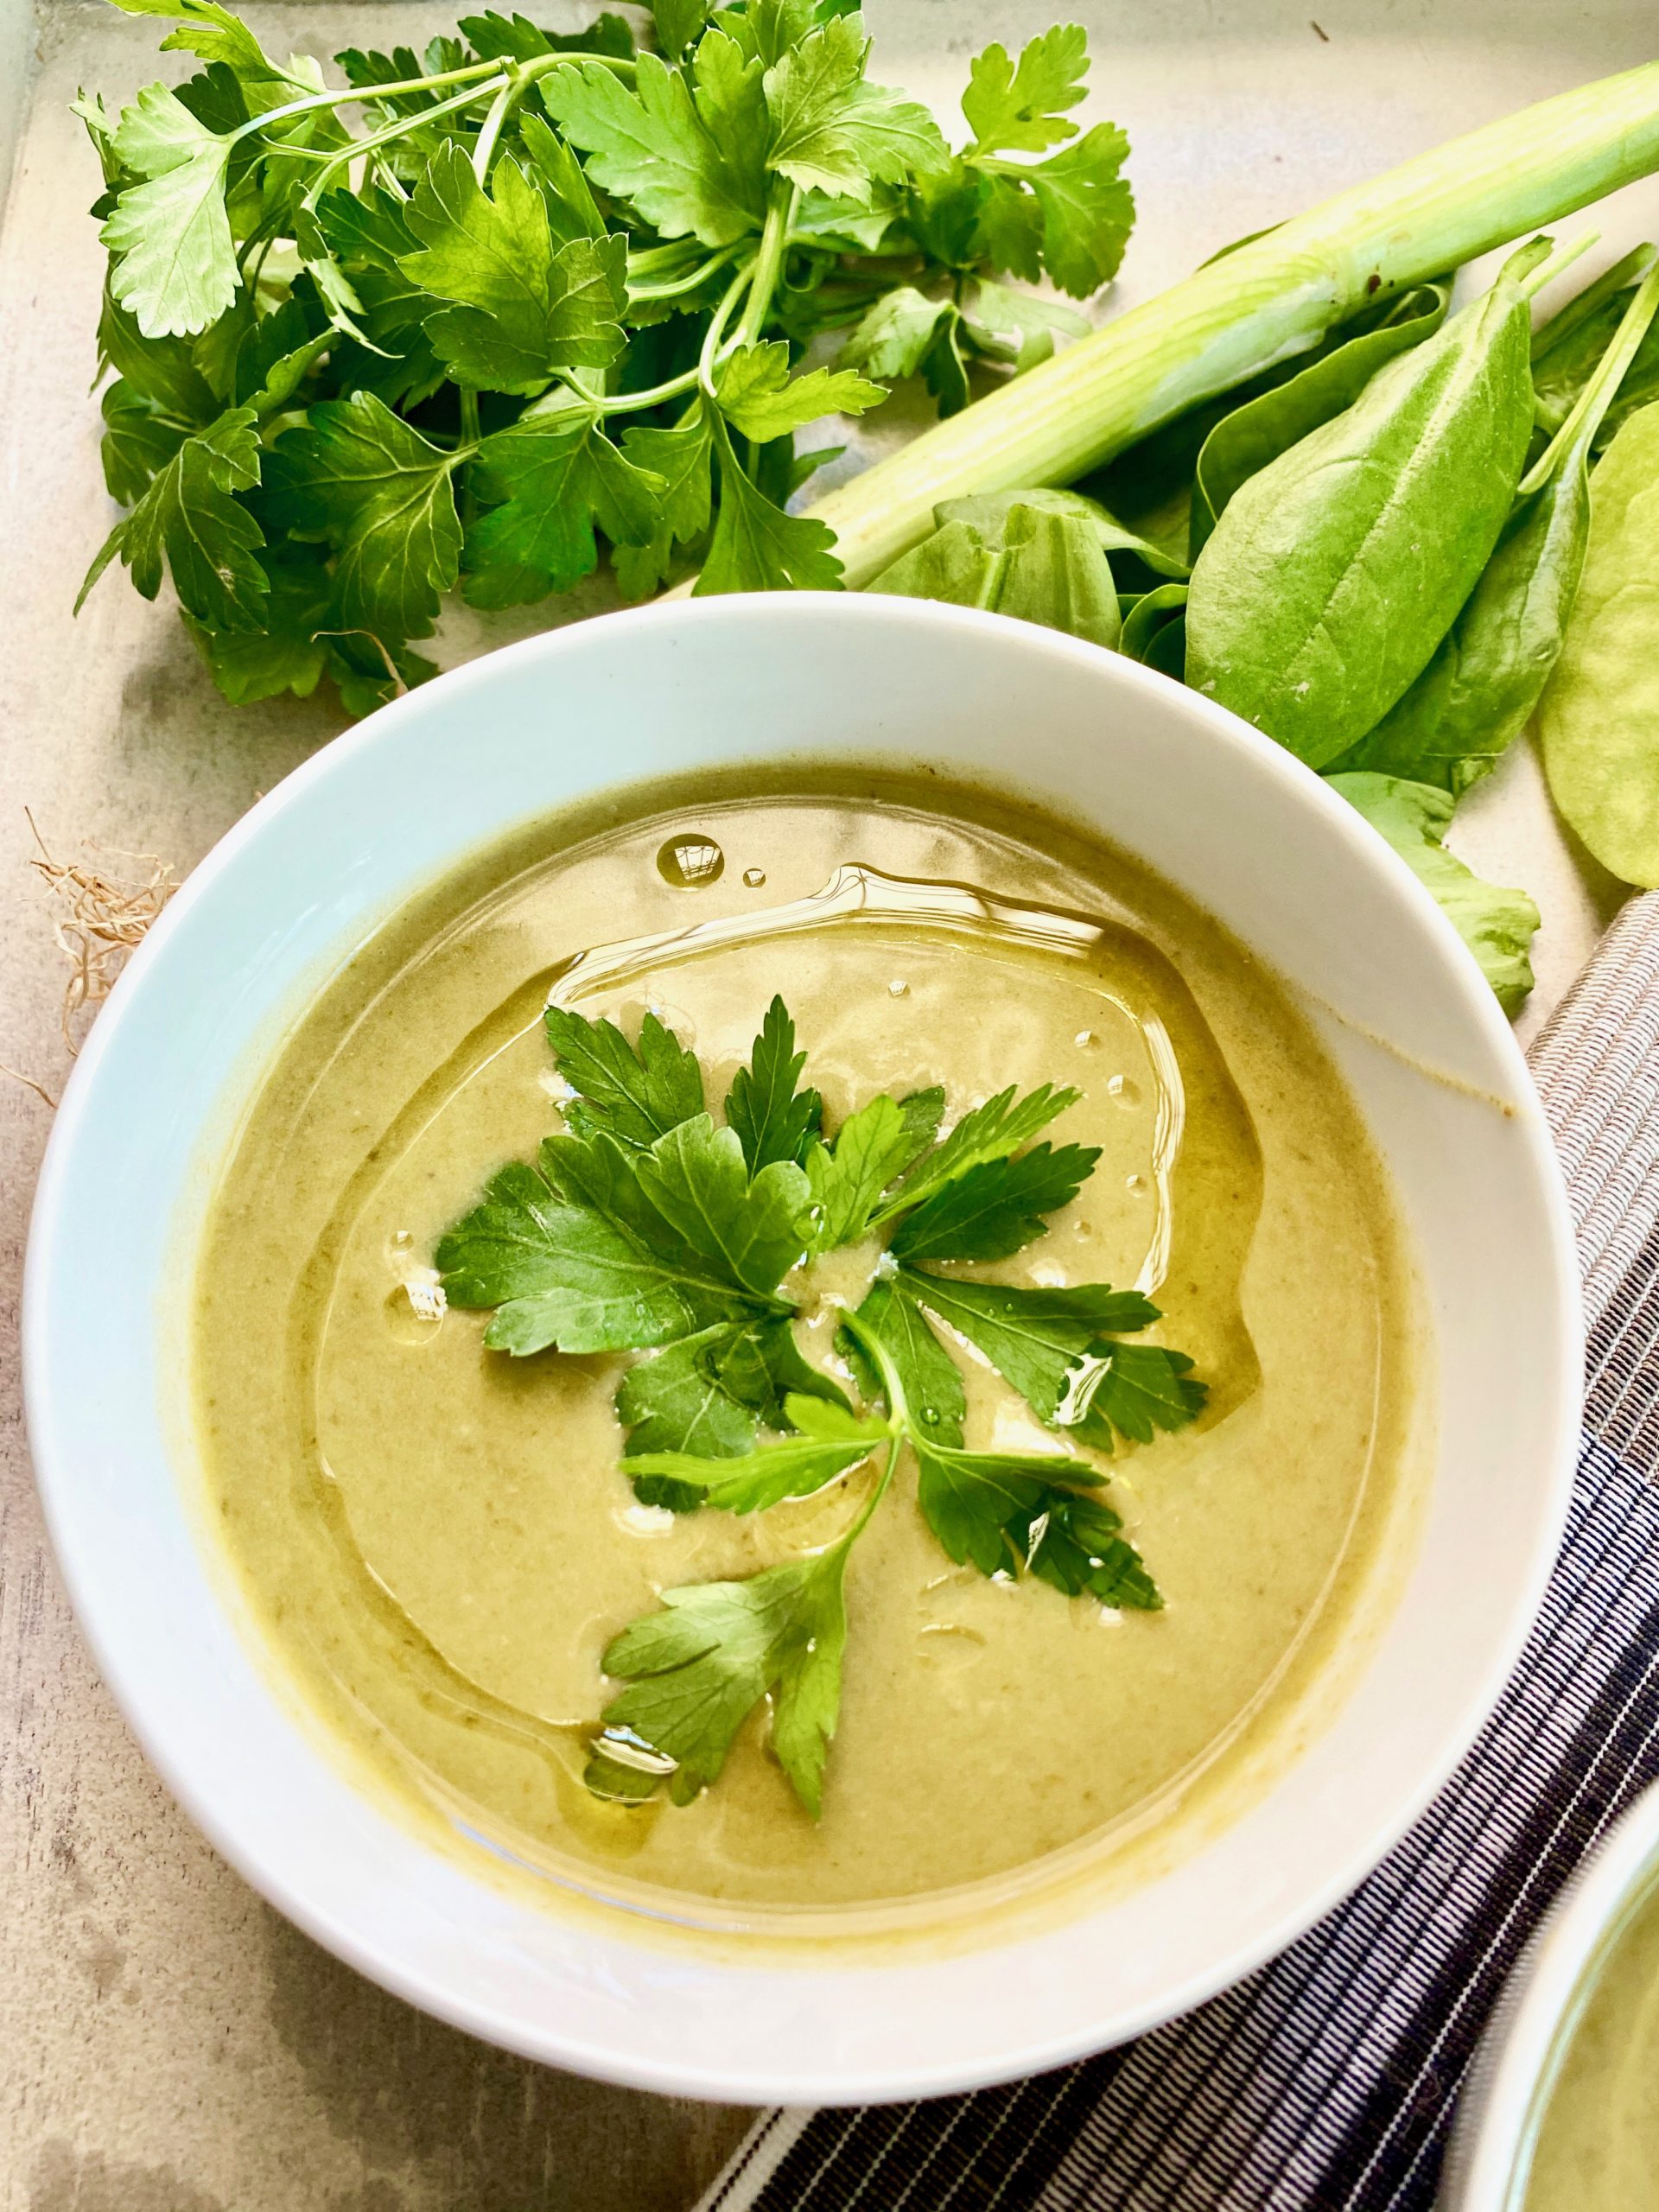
[1341,263,1659,796]
[867,501,1120,650]
[1141,607,1187,678]
[1119,582,1187,664]
[1538,400,1659,887]
[1531,243,1659,447]
[1187,282,1448,556]
[1185,242,1548,767]
[1082,281,1455,575]
[934,484,1188,579]
[1325,772,1541,1010]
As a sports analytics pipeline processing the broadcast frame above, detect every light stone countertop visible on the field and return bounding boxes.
[1,3,1654,2207]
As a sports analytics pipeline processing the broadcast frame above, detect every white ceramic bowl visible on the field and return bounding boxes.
[24,595,1579,2104]
[1440,1782,1659,2209]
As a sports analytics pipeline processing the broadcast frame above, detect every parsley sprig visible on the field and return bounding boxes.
[436,995,1202,1815]
[77,0,1135,712]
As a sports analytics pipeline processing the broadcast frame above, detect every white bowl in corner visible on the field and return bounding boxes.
[1440,1782,1659,2210]
[23,595,1580,2104]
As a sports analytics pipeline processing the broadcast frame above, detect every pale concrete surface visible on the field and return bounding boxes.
[1,3,1655,2207]
[0,10,747,2209]
[0,0,36,207]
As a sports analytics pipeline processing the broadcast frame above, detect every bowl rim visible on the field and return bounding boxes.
[21,594,1583,2102]
[1441,1780,1659,2210]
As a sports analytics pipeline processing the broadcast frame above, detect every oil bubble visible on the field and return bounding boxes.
[887,979,910,998]
[657,834,725,888]
[742,867,766,888]
[1106,1074,1141,1106]
[384,1274,446,1344]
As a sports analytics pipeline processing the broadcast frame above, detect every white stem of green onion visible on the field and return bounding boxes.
[793,61,1659,587]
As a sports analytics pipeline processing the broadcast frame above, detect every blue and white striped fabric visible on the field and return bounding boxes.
[698,893,1659,2212]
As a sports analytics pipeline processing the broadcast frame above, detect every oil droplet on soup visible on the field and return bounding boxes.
[656,833,725,887]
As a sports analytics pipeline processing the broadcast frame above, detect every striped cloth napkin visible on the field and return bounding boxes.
[698,890,1659,2212]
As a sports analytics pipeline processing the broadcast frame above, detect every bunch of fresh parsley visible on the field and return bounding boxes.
[75,0,1134,713]
[436,996,1204,1818]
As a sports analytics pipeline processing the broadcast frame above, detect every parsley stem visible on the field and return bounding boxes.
[842,1433,902,1547]
[837,1303,913,1431]
[735,178,798,348]
[698,261,759,398]
[458,387,481,522]
[462,43,627,180]
[471,77,518,181]
[515,49,637,84]
[245,232,277,301]
[835,1304,912,1541]
[542,363,705,416]
[628,245,742,301]
[228,59,505,146]
[627,240,704,276]
[300,79,512,207]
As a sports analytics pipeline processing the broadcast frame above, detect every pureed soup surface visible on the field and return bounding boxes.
[194,767,1424,1928]
[1524,1872,1659,2210]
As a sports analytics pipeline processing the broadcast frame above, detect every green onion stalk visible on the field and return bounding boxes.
[793,63,1659,587]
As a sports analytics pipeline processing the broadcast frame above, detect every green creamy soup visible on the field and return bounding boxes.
[192,767,1425,1926]
[1524,1873,1659,2209]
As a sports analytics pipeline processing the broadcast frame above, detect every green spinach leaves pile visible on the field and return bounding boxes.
[871,242,1659,1010]
[434,995,1202,1817]
[77,0,1130,713]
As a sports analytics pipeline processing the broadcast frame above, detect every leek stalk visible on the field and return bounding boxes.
[798,63,1659,586]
